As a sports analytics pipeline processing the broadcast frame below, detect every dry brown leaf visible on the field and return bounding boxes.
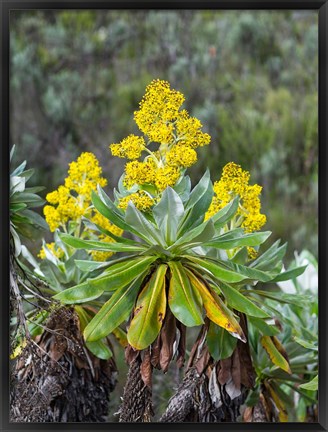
[231,345,241,390]
[150,336,161,369]
[218,358,232,385]
[125,344,140,365]
[176,321,186,369]
[140,348,153,388]
[243,406,254,422]
[159,308,176,372]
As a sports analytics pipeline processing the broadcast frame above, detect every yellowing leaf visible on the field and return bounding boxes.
[127,264,167,350]
[264,381,288,422]
[261,336,291,374]
[186,268,246,342]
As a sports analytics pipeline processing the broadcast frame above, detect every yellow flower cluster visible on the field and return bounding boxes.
[90,210,123,237]
[90,235,118,262]
[123,159,157,189]
[44,152,107,232]
[65,152,107,200]
[134,79,185,140]
[109,80,211,208]
[42,152,123,262]
[175,110,211,148]
[206,162,266,233]
[166,144,198,168]
[110,135,146,160]
[38,242,65,260]
[118,191,155,213]
[154,166,180,192]
[247,247,258,260]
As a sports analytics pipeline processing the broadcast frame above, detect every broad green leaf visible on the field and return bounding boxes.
[218,258,276,282]
[39,259,67,291]
[153,187,184,245]
[218,282,270,318]
[86,256,156,291]
[247,316,280,336]
[53,283,104,304]
[251,241,287,271]
[247,290,311,307]
[128,264,167,350]
[231,247,248,264]
[178,170,213,235]
[82,216,141,245]
[170,219,216,252]
[173,175,191,202]
[10,203,27,213]
[205,231,271,250]
[270,265,307,282]
[207,321,238,360]
[11,160,26,176]
[20,209,48,230]
[92,187,142,238]
[168,261,204,327]
[59,232,146,252]
[186,269,245,341]
[86,340,113,360]
[125,202,166,247]
[211,196,239,227]
[184,169,211,212]
[299,375,318,391]
[261,335,291,374]
[293,336,318,351]
[20,168,35,182]
[75,306,113,360]
[11,192,45,206]
[186,256,250,283]
[24,185,45,194]
[84,274,145,342]
[74,260,115,272]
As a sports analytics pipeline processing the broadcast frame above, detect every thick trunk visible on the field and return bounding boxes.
[10,307,117,422]
[118,354,153,422]
[159,315,255,423]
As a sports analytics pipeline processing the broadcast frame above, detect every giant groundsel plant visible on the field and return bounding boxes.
[50,80,310,421]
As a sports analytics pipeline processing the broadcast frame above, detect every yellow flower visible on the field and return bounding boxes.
[155,166,180,192]
[166,144,198,168]
[176,110,211,148]
[206,162,266,233]
[90,235,116,262]
[38,242,65,260]
[134,79,185,136]
[91,210,123,237]
[118,191,155,212]
[123,159,157,189]
[43,205,62,231]
[247,247,258,260]
[110,135,146,160]
[10,339,27,359]
[44,152,107,230]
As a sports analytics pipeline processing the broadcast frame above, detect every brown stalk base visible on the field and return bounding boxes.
[10,307,117,422]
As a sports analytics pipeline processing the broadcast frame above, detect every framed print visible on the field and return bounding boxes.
[1,1,327,430]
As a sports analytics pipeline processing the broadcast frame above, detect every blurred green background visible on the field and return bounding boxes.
[10,10,318,261]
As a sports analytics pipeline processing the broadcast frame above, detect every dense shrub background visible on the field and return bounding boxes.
[10,10,318,261]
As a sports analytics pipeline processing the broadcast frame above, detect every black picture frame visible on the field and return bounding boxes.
[1,1,327,431]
